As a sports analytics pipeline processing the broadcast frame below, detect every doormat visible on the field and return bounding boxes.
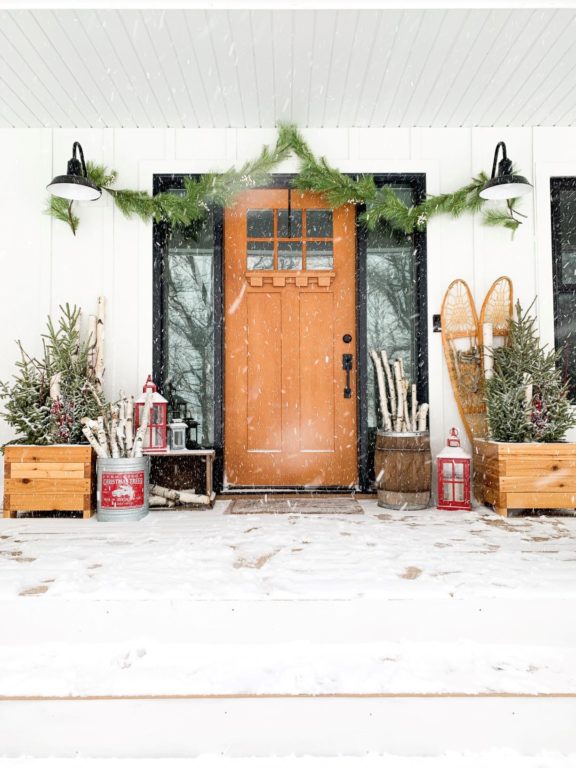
[225,497,364,515]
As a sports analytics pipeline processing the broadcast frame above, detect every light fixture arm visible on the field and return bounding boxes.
[72,142,88,178]
[490,141,512,180]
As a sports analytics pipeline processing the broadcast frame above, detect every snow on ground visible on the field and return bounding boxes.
[1,502,576,698]
[1,500,576,601]
[2,637,576,697]
[0,755,575,767]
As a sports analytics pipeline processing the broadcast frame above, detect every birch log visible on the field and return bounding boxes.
[150,484,209,506]
[94,296,105,390]
[131,391,151,458]
[116,396,126,456]
[110,406,120,459]
[411,383,417,432]
[402,378,411,432]
[49,372,61,401]
[417,403,429,432]
[86,314,97,378]
[81,424,108,458]
[483,322,494,380]
[393,361,404,431]
[381,351,396,422]
[96,416,110,457]
[125,395,134,453]
[370,350,392,431]
[149,495,176,508]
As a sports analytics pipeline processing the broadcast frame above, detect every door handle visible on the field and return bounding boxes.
[342,353,353,399]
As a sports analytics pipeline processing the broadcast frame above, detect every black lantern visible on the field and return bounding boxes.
[479,142,532,200]
[185,417,199,450]
[46,142,101,201]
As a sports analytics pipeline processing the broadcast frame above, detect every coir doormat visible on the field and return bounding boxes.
[225,497,363,515]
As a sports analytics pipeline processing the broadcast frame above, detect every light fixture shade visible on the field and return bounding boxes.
[46,142,102,201]
[47,174,102,201]
[479,175,533,201]
[479,141,532,200]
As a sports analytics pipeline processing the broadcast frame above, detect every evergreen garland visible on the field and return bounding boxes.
[0,305,102,447]
[46,123,524,236]
[485,301,576,443]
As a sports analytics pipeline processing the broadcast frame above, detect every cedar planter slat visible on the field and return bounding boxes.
[3,445,95,519]
[473,438,576,517]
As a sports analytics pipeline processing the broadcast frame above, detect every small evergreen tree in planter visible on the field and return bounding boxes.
[474,301,576,517]
[1,305,103,518]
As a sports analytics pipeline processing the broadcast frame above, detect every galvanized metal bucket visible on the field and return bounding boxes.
[96,456,149,522]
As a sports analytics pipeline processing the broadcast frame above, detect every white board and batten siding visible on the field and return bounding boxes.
[0,125,575,479]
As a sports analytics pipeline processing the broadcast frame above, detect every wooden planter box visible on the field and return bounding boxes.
[473,438,576,517]
[3,445,95,519]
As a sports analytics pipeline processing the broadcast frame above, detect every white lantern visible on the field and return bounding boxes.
[168,419,187,451]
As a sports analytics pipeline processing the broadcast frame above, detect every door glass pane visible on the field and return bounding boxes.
[442,483,453,502]
[278,241,302,270]
[442,462,453,478]
[278,209,302,238]
[247,209,273,238]
[556,189,576,284]
[162,208,215,446]
[307,241,333,270]
[247,241,274,270]
[454,483,464,502]
[366,186,417,430]
[552,181,576,399]
[306,209,333,238]
[556,293,576,395]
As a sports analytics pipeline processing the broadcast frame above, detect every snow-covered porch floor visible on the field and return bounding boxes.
[2,501,576,757]
[2,499,576,604]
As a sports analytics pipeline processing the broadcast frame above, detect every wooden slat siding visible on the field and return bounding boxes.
[5,479,90,493]
[4,446,92,463]
[8,493,86,511]
[473,439,576,517]
[10,467,85,479]
[3,445,95,518]
[507,492,576,509]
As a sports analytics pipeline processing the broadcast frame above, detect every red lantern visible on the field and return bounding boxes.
[436,427,472,511]
[134,376,168,453]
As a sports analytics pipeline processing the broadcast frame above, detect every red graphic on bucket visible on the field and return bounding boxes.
[100,471,145,508]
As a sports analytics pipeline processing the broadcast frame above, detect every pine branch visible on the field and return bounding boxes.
[45,122,528,237]
[45,196,79,235]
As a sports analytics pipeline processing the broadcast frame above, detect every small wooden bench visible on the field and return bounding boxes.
[149,449,216,509]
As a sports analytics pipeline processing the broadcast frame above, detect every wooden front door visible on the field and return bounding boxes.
[224,189,357,488]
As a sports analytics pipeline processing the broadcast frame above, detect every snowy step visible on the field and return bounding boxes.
[1,756,576,767]
[2,597,575,647]
[1,640,576,698]
[1,697,576,757]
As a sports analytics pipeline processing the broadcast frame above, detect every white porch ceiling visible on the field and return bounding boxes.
[1,7,576,129]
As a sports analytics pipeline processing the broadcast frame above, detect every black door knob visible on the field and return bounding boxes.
[343,334,352,344]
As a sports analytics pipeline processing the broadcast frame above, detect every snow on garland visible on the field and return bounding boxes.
[46,123,524,236]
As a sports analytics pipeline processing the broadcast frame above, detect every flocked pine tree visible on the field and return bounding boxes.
[486,301,576,442]
[0,304,102,447]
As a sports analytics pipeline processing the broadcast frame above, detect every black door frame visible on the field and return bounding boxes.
[153,173,427,492]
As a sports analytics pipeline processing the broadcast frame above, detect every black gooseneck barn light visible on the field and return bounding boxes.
[479,141,533,200]
[46,142,102,201]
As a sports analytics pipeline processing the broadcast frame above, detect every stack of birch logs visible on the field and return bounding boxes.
[370,350,429,433]
[81,391,143,459]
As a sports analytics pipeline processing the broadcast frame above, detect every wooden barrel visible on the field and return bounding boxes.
[374,431,432,510]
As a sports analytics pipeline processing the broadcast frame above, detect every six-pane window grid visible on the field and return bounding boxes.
[246,208,334,271]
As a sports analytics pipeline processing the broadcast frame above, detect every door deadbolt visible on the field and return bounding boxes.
[342,334,353,344]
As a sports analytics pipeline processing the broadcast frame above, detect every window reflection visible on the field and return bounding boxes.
[162,207,215,446]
